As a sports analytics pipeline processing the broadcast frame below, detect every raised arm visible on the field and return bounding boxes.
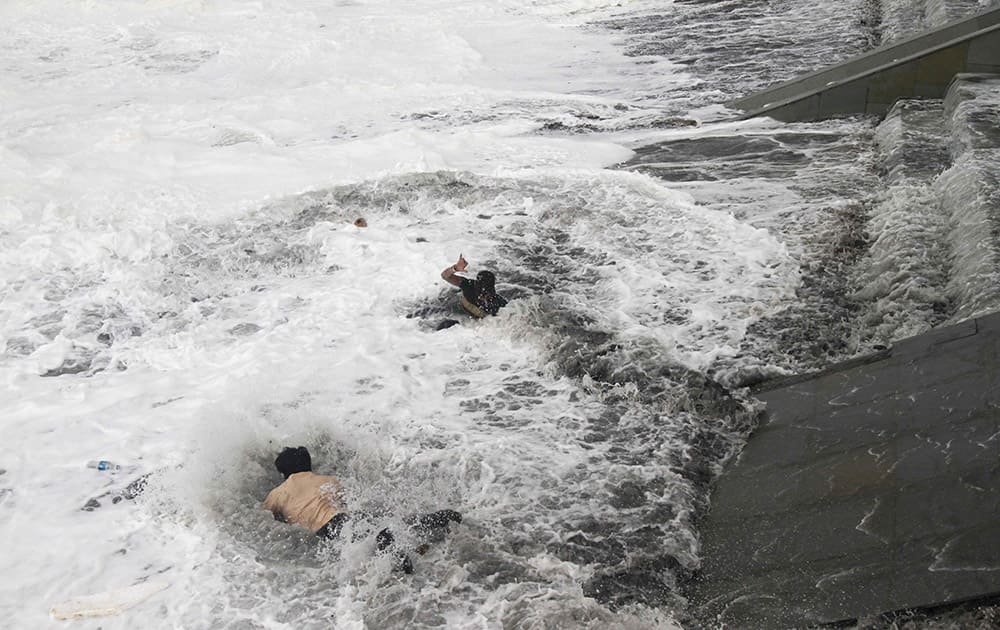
[441,254,468,287]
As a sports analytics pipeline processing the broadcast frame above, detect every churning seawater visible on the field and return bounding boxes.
[0,0,930,628]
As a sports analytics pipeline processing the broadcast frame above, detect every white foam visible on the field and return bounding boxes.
[1,0,790,627]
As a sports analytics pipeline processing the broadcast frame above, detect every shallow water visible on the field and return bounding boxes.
[0,0,981,628]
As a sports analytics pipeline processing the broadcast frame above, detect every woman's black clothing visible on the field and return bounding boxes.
[314,509,462,574]
[459,278,507,317]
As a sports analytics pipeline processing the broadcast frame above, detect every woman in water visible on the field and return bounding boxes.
[440,254,507,318]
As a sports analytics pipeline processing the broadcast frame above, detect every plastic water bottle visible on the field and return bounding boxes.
[86,460,122,472]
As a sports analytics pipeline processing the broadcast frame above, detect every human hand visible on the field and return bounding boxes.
[455,254,468,272]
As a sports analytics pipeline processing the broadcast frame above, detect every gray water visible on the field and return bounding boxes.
[4,0,1000,627]
[611,0,1000,626]
[151,1,1000,626]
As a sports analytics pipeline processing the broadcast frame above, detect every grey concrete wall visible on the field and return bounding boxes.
[689,311,1000,628]
[729,7,1000,121]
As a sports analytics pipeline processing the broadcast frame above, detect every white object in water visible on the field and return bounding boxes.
[86,460,122,472]
[50,581,168,620]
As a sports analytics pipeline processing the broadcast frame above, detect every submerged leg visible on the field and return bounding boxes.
[316,513,351,540]
[411,509,462,542]
[319,513,414,574]
[375,528,413,574]
[419,509,462,528]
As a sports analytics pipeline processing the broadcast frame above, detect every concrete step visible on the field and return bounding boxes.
[849,98,952,345]
[938,74,1000,320]
[689,310,1000,628]
[879,99,950,184]
[847,74,1000,344]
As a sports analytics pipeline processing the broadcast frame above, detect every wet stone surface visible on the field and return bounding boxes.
[690,310,1000,628]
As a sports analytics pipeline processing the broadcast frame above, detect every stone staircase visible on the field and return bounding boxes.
[855,73,1000,346]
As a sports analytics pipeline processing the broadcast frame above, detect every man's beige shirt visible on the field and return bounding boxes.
[263,471,345,533]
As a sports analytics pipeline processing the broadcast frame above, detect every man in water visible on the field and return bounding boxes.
[262,446,461,573]
[440,254,507,318]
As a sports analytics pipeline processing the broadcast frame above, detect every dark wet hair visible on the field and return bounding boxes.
[476,270,496,293]
[275,446,312,479]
